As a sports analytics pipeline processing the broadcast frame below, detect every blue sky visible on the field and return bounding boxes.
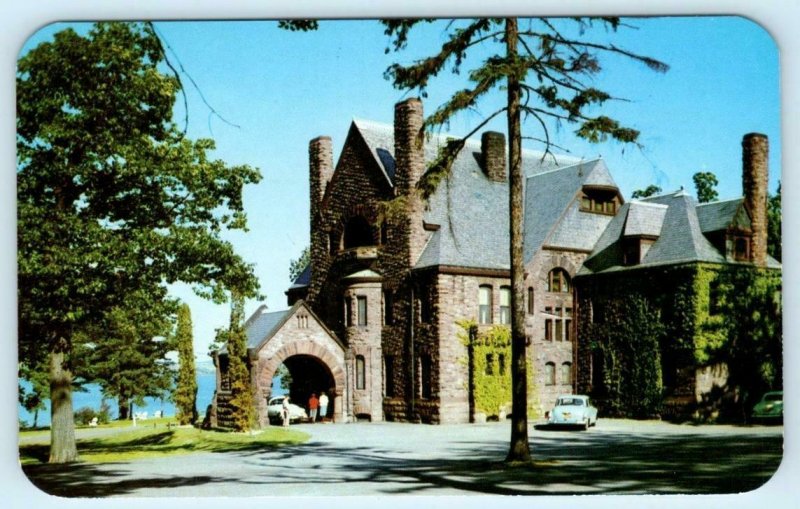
[18,16,781,358]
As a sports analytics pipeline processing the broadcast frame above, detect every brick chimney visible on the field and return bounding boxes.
[481,131,506,181]
[742,133,769,267]
[393,98,427,265]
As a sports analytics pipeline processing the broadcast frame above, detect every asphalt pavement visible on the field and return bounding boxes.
[19,419,784,498]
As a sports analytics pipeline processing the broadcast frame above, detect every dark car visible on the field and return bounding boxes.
[751,391,783,423]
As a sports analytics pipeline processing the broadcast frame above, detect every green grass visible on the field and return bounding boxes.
[19,425,309,464]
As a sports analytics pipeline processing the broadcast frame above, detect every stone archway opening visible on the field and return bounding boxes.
[283,354,337,421]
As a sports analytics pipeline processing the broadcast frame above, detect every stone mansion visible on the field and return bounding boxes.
[211,98,779,427]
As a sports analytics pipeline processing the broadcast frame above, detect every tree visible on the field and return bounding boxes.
[382,17,667,462]
[17,22,260,462]
[767,182,781,262]
[75,291,176,421]
[219,291,256,431]
[289,246,311,282]
[693,171,719,203]
[631,185,662,199]
[175,303,199,425]
[275,363,294,393]
[19,360,49,429]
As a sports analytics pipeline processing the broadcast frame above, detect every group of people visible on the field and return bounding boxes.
[281,391,329,427]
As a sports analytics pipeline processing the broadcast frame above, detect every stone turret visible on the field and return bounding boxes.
[481,131,507,182]
[393,98,427,265]
[741,133,769,267]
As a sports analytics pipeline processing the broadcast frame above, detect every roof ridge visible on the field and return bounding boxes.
[629,200,669,209]
[525,157,601,180]
[696,196,744,207]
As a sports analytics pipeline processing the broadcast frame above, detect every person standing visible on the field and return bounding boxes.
[319,392,329,422]
[308,393,319,423]
[282,396,291,428]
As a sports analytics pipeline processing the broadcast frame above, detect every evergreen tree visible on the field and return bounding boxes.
[767,183,781,262]
[693,171,719,203]
[382,17,667,462]
[289,246,311,282]
[17,22,260,462]
[221,291,256,431]
[175,304,199,425]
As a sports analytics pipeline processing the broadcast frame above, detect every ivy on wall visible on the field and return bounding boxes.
[580,262,781,420]
[457,320,539,420]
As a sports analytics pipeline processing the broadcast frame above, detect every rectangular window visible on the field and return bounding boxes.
[565,319,572,342]
[545,306,553,341]
[499,286,511,324]
[383,290,394,325]
[485,353,494,375]
[545,363,556,386]
[561,362,572,385]
[420,355,432,399]
[527,287,534,315]
[384,355,395,398]
[479,286,493,324]
[498,353,506,375]
[345,297,353,327]
[356,355,366,390]
[555,319,563,341]
[357,296,367,326]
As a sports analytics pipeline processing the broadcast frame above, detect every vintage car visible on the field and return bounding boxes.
[548,394,598,430]
[267,396,308,424]
[751,391,783,423]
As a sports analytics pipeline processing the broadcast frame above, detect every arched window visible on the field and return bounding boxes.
[547,268,571,293]
[545,362,556,386]
[561,362,572,385]
[343,216,374,249]
[356,355,366,390]
[498,286,511,324]
[478,285,493,324]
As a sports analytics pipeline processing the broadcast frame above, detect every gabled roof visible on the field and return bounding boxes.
[243,300,345,354]
[351,119,587,271]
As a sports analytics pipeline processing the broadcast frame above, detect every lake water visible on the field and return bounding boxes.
[18,373,283,427]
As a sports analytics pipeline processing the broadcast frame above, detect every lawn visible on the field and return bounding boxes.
[19,424,309,464]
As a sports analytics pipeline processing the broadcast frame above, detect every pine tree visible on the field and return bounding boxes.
[175,304,199,425]
[382,17,667,462]
[693,172,719,203]
[224,291,256,431]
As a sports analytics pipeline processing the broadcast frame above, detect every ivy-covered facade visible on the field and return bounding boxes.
[574,134,781,420]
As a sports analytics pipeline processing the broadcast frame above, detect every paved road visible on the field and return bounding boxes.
[21,419,783,497]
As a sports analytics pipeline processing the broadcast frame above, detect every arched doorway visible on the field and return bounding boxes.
[281,354,337,421]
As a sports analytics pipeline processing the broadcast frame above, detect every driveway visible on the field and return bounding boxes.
[20,419,784,497]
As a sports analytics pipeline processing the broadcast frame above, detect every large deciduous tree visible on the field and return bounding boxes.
[17,22,260,462]
[692,171,719,203]
[175,303,199,425]
[382,17,667,462]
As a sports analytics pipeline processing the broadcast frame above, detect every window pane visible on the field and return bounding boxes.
[565,319,572,342]
[357,296,367,326]
[356,356,365,390]
[545,363,555,385]
[485,354,494,375]
[561,362,572,385]
[479,286,492,324]
[498,354,506,375]
[545,319,552,341]
[555,319,563,341]
[527,287,534,314]
[499,286,510,324]
[385,356,395,397]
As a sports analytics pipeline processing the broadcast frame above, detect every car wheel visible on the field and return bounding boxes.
[582,418,589,431]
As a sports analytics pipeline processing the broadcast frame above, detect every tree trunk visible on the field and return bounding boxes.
[505,17,532,463]
[49,336,78,463]
[118,396,130,420]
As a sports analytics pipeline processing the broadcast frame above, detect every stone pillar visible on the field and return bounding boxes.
[742,133,769,266]
[481,131,507,182]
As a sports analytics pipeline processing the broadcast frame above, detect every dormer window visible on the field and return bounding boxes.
[580,187,619,215]
[733,235,751,261]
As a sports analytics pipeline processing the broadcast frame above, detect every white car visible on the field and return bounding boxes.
[548,394,598,430]
[267,396,308,424]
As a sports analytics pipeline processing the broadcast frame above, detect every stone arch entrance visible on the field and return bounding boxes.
[256,339,347,425]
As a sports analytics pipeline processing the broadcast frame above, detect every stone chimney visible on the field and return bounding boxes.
[309,136,334,212]
[393,98,427,266]
[742,133,769,267]
[481,131,506,181]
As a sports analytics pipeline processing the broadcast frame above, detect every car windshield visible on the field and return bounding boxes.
[764,393,782,402]
[557,398,584,406]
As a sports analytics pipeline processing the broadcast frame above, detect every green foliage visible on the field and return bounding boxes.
[631,185,662,199]
[288,246,311,282]
[219,292,256,431]
[692,171,719,203]
[275,363,293,392]
[74,402,111,426]
[17,22,260,461]
[767,182,781,261]
[588,297,664,418]
[175,304,198,425]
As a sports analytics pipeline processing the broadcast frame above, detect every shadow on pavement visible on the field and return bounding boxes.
[21,427,783,497]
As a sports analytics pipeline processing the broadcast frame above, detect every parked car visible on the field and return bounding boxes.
[751,391,783,423]
[267,396,308,424]
[548,394,598,430]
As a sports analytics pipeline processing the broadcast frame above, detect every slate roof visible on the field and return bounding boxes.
[623,201,668,237]
[696,198,748,232]
[579,190,728,275]
[245,306,291,351]
[352,119,593,270]
[289,264,311,289]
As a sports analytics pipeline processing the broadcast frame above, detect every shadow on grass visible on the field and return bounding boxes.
[21,426,783,497]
